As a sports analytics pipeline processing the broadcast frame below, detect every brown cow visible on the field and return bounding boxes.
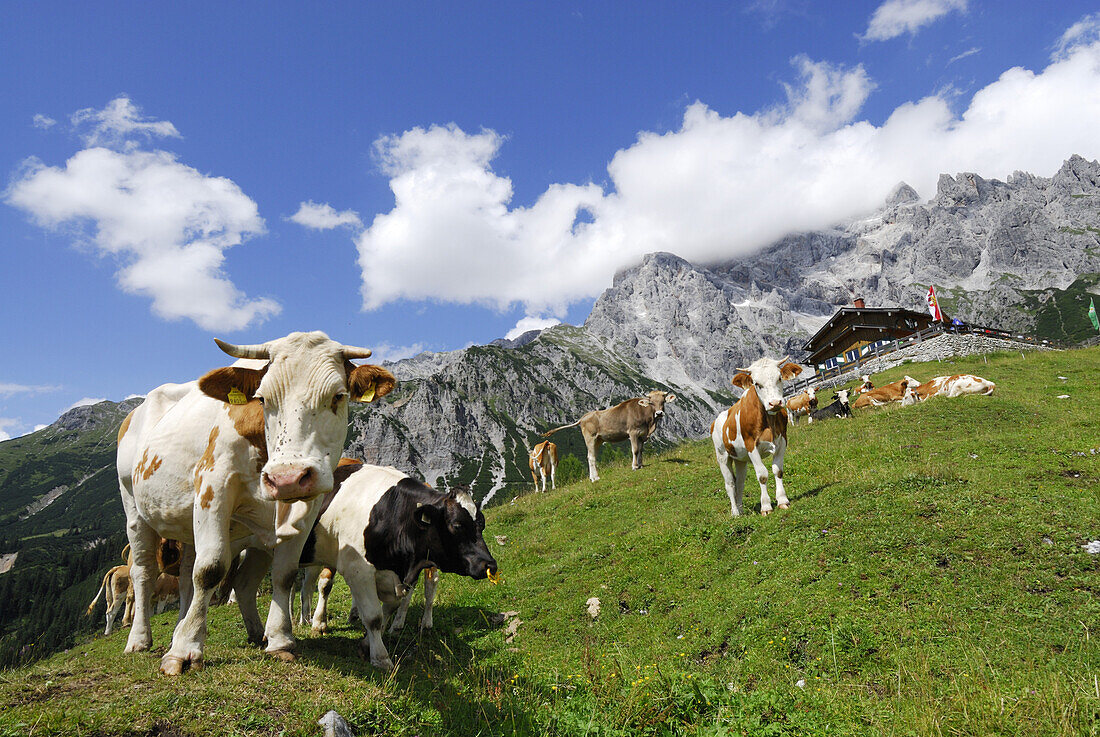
[711,356,802,516]
[852,376,920,409]
[544,390,676,482]
[152,573,180,614]
[86,564,133,635]
[784,387,817,425]
[528,441,558,491]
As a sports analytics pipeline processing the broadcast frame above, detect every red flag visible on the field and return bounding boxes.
[926,285,943,322]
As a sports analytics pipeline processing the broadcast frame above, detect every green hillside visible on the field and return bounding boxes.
[0,348,1097,736]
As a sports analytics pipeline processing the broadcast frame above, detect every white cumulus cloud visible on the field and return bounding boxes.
[288,201,363,230]
[1054,12,1100,60]
[506,316,561,340]
[353,37,1100,319]
[862,0,967,42]
[71,96,181,148]
[5,97,279,332]
[0,418,19,442]
[368,342,429,364]
[63,397,106,412]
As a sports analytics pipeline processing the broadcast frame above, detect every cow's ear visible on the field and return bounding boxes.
[666,393,676,403]
[637,398,651,407]
[346,363,396,403]
[731,372,752,389]
[414,501,441,530]
[198,366,266,404]
[779,362,803,381]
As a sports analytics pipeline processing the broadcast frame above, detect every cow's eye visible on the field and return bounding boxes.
[254,395,265,406]
[331,392,348,412]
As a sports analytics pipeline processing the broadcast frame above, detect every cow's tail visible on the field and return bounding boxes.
[121,543,131,564]
[86,570,111,615]
[542,420,579,438]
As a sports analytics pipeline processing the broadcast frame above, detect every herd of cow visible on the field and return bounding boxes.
[86,331,994,676]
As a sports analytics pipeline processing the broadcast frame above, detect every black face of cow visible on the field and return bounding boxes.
[364,479,497,582]
[419,498,498,579]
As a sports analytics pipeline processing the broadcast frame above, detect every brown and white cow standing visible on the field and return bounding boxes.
[851,376,920,409]
[784,387,817,425]
[86,564,133,635]
[543,390,675,482]
[528,440,558,491]
[117,331,394,675]
[710,357,802,516]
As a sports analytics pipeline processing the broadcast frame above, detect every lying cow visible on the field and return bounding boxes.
[117,331,394,675]
[711,356,802,516]
[784,387,817,425]
[852,374,873,397]
[86,564,134,635]
[809,389,852,421]
[544,390,675,482]
[852,376,920,409]
[913,374,996,401]
[528,441,558,491]
[298,463,497,669]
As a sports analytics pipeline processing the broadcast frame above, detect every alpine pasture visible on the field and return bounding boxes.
[0,348,1097,736]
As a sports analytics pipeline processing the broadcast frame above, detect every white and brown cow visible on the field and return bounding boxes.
[710,356,802,516]
[784,387,817,425]
[543,390,675,482]
[86,564,133,635]
[528,440,558,491]
[298,463,497,669]
[851,376,920,409]
[852,374,874,397]
[116,331,394,675]
[913,374,996,401]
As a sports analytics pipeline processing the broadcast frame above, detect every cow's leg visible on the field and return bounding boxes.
[714,442,740,516]
[176,543,195,624]
[232,547,272,646]
[630,434,644,470]
[585,435,602,482]
[420,567,439,630]
[161,511,232,675]
[264,497,324,659]
[748,449,773,515]
[773,437,790,510]
[124,582,136,626]
[299,566,319,627]
[104,575,124,635]
[530,466,540,491]
[550,460,557,491]
[338,549,393,670]
[311,567,335,636]
[389,586,414,633]
[123,518,159,653]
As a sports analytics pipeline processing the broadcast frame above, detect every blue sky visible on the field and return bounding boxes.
[3,1,1100,437]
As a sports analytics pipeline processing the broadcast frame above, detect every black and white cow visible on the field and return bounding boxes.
[299,463,497,669]
[809,389,852,421]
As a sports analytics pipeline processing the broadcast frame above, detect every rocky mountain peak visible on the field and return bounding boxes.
[886,181,920,206]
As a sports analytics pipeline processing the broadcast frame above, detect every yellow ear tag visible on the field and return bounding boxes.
[354,384,376,403]
[227,388,248,405]
[486,570,502,585]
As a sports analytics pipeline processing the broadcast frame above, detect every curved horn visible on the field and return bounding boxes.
[341,346,373,360]
[779,355,792,364]
[735,366,750,372]
[214,338,270,360]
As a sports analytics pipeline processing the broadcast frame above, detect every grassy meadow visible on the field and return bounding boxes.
[1,347,1098,736]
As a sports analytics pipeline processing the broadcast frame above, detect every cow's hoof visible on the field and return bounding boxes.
[761,509,772,516]
[160,653,201,676]
[124,641,151,654]
[778,503,790,510]
[311,625,328,637]
[268,648,296,662]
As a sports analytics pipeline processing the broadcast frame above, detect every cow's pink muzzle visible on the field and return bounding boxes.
[263,466,322,501]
